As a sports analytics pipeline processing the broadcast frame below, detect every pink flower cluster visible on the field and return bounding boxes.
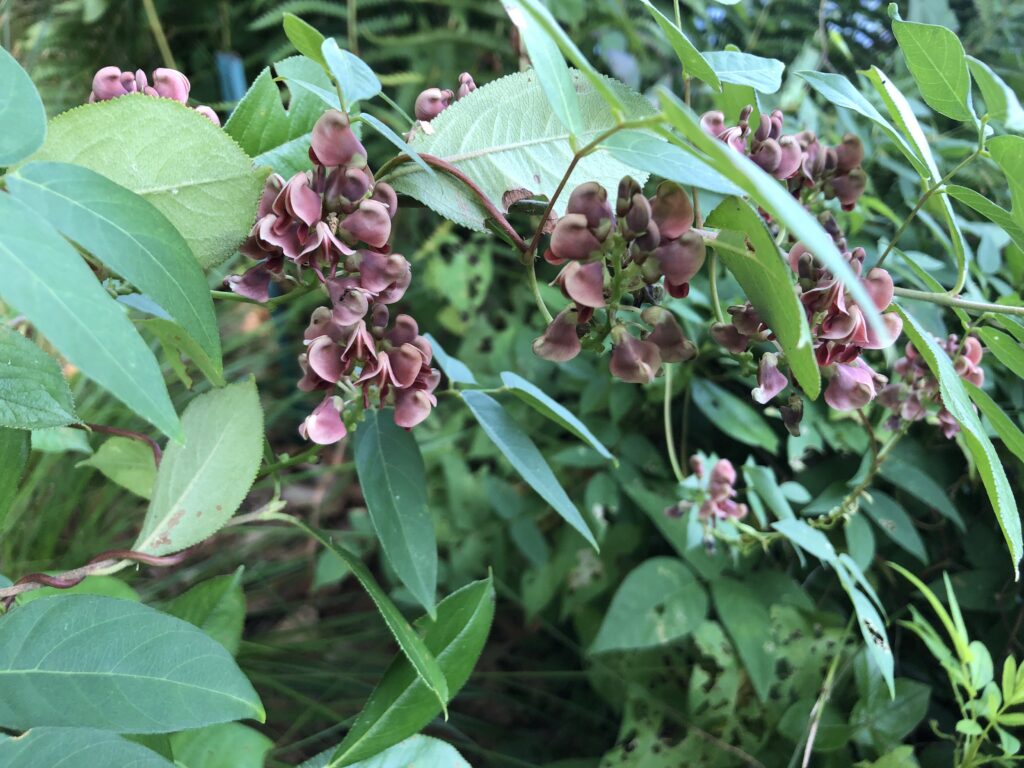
[713,231,902,414]
[878,335,985,438]
[532,178,701,384]
[678,456,748,523]
[700,106,866,210]
[228,110,438,444]
[89,66,220,124]
[414,73,477,121]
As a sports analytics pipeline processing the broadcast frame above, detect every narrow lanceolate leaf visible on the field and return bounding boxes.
[657,88,887,341]
[0,47,46,165]
[30,97,264,269]
[503,0,582,135]
[385,70,654,232]
[461,390,598,549]
[321,39,381,105]
[357,113,433,177]
[964,381,1024,467]
[76,436,157,499]
[225,57,334,177]
[329,577,495,767]
[891,11,975,122]
[966,56,1024,131]
[0,728,174,768]
[710,577,773,701]
[135,379,263,555]
[500,371,614,462]
[639,0,720,90]
[282,13,327,66]
[896,307,1022,576]
[354,408,438,617]
[165,567,246,654]
[8,162,222,370]
[292,520,449,715]
[690,380,780,453]
[701,51,784,93]
[707,198,820,399]
[0,195,180,439]
[590,558,708,653]
[863,490,929,564]
[0,428,29,528]
[863,66,967,286]
[0,326,77,429]
[0,595,264,732]
[603,130,743,196]
[946,185,1024,252]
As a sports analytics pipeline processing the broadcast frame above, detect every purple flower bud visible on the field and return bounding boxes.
[340,199,392,248]
[751,352,788,404]
[710,458,736,486]
[91,66,129,101]
[780,393,803,436]
[457,72,477,99]
[751,138,782,174]
[834,134,864,174]
[616,176,642,217]
[225,263,273,302]
[774,135,803,180]
[358,251,410,293]
[824,359,880,411]
[194,105,221,125]
[609,326,661,384]
[651,231,705,286]
[550,213,604,261]
[641,306,696,363]
[151,68,191,102]
[554,260,606,308]
[300,396,348,444]
[394,387,436,428]
[414,88,454,121]
[710,322,749,354]
[311,110,367,168]
[324,167,373,213]
[700,111,726,138]
[650,182,693,240]
[566,182,613,231]
[533,307,582,362]
[623,194,651,238]
[371,182,399,218]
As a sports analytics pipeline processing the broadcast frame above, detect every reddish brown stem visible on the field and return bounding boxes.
[70,422,162,466]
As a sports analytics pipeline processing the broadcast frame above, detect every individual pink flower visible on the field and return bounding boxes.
[824,359,881,411]
[533,308,582,362]
[752,353,789,404]
[609,327,661,384]
[299,396,348,444]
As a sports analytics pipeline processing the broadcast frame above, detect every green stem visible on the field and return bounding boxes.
[257,444,325,479]
[347,0,359,54]
[707,250,726,324]
[875,148,980,270]
[893,287,1024,317]
[211,279,320,308]
[664,364,685,484]
[526,259,554,324]
[140,0,176,70]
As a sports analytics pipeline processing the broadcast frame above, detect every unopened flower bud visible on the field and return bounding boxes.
[566,182,613,230]
[550,213,603,261]
[151,68,190,102]
[835,133,864,174]
[616,176,642,217]
[650,181,693,240]
[311,110,367,168]
[642,306,696,363]
[415,87,453,121]
[457,72,477,99]
[700,110,726,137]
[780,393,804,436]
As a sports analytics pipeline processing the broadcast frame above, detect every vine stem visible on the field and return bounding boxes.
[893,287,1024,317]
[70,422,162,466]
[526,260,554,324]
[212,279,320,309]
[707,250,727,324]
[663,364,685,484]
[257,444,325,479]
[0,550,189,607]
[140,0,177,70]
[874,147,980,271]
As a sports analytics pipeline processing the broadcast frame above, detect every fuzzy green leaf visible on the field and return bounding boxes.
[0,728,174,768]
[0,326,77,430]
[76,436,156,499]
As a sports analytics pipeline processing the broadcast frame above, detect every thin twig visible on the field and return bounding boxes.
[664,364,685,484]
[70,422,162,466]
[894,287,1024,317]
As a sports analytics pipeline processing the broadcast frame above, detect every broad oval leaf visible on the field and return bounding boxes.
[30,97,263,269]
[76,435,156,499]
[354,408,438,616]
[501,371,614,462]
[639,0,720,90]
[8,161,222,369]
[690,379,780,453]
[891,13,975,122]
[504,0,583,135]
[0,595,264,732]
[702,50,784,93]
[657,88,887,340]
[707,197,820,399]
[772,518,837,563]
[590,557,707,653]
[329,576,495,767]
[321,39,381,105]
[0,194,180,439]
[226,57,336,177]
[0,728,174,768]
[169,723,272,768]
[461,390,598,549]
[603,129,743,195]
[0,326,76,430]
[165,568,246,654]
[0,48,46,165]
[863,490,928,564]
[896,307,1022,575]
[385,70,654,231]
[135,378,264,555]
